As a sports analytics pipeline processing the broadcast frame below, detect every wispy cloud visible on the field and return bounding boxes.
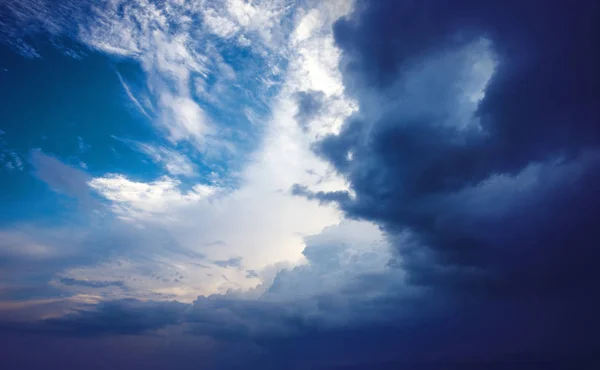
[139,144,197,177]
[115,71,152,120]
[75,0,288,156]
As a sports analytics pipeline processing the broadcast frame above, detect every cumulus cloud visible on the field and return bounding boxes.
[202,8,241,39]
[7,219,401,341]
[88,174,216,220]
[278,0,600,365]
[306,0,600,296]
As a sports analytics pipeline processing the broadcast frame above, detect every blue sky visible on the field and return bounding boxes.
[1,0,599,369]
[1,0,359,307]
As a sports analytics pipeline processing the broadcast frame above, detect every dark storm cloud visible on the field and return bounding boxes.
[291,183,351,205]
[282,0,600,366]
[186,297,315,341]
[302,0,600,295]
[2,296,310,342]
[37,299,187,337]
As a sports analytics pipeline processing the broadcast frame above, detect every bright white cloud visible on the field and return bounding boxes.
[158,94,210,147]
[77,1,215,152]
[287,2,357,136]
[71,0,301,157]
[224,0,290,46]
[88,174,215,220]
[202,8,240,39]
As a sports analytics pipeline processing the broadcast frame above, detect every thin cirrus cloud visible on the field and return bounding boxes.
[135,143,197,178]
[115,71,153,120]
[112,137,199,178]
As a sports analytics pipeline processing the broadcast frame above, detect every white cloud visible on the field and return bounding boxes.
[237,34,251,47]
[158,94,210,147]
[76,1,217,152]
[224,0,291,46]
[287,2,357,136]
[202,8,240,39]
[2,0,368,306]
[136,143,197,177]
[263,220,394,301]
[82,0,359,302]
[185,221,408,335]
[88,174,215,220]
[116,71,153,120]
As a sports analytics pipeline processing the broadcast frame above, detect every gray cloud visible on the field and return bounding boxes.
[300,0,600,299]
[38,299,187,337]
[213,257,243,268]
[57,277,125,289]
[30,149,94,207]
[294,90,325,131]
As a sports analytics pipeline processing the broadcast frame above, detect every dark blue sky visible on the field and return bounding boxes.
[1,0,599,369]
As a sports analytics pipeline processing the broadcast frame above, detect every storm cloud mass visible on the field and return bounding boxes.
[347,1,596,283]
[299,0,600,366]
[1,0,599,369]
[319,0,600,294]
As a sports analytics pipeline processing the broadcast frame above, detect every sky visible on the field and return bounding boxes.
[0,0,598,369]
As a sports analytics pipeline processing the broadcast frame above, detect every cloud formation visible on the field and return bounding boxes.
[2,0,600,369]
[306,0,600,296]
[285,0,600,366]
